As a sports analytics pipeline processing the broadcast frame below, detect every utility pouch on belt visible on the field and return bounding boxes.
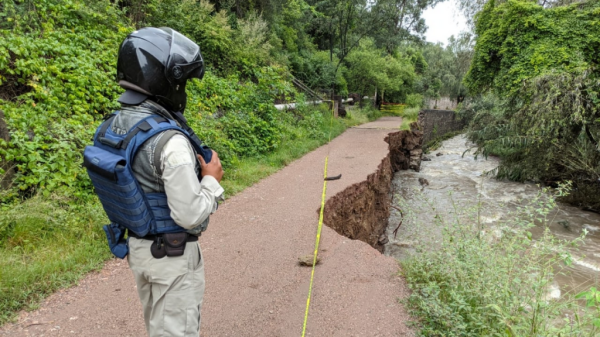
[150,233,189,259]
[103,223,128,259]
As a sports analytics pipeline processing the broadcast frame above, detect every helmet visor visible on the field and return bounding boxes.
[170,30,200,63]
[163,28,204,82]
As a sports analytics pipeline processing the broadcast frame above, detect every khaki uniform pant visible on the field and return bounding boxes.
[128,237,205,337]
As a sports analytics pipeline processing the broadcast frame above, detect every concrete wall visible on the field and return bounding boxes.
[419,109,465,145]
[425,97,457,110]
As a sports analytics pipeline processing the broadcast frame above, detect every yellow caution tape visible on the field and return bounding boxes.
[301,101,335,337]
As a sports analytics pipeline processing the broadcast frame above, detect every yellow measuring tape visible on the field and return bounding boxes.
[301,101,335,337]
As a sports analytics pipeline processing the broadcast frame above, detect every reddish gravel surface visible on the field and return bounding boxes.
[0,116,414,337]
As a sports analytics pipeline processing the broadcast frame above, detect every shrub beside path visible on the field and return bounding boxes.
[0,117,413,336]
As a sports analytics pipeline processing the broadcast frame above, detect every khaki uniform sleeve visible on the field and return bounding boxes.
[160,134,224,230]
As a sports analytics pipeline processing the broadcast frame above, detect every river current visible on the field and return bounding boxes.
[385,135,600,295]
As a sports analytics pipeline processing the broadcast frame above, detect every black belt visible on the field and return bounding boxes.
[128,231,199,242]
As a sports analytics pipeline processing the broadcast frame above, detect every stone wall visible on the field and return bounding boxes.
[419,109,465,145]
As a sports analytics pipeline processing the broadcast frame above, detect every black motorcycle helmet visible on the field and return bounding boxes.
[116,27,205,112]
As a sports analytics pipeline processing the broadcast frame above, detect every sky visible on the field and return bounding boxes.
[421,0,469,45]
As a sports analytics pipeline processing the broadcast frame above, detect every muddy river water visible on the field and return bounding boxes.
[385,135,600,295]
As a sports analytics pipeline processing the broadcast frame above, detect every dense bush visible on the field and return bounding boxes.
[0,0,305,201]
[462,0,600,210]
[290,50,347,95]
[344,39,415,102]
[185,67,296,165]
[0,0,128,199]
[143,0,277,77]
[404,93,423,108]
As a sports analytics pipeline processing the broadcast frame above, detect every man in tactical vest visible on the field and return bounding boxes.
[84,27,224,336]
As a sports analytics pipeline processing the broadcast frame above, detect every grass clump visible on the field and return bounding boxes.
[400,107,420,131]
[401,185,600,336]
[380,103,406,116]
[0,195,110,324]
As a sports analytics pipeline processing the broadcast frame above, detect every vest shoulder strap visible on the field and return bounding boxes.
[120,116,168,150]
[98,115,116,138]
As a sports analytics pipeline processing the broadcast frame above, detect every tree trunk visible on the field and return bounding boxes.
[0,110,15,189]
[374,88,378,107]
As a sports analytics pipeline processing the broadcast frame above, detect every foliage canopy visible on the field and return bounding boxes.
[462,0,600,209]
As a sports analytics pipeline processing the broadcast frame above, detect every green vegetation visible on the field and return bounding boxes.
[345,39,416,103]
[460,0,600,210]
[0,0,458,202]
[401,186,600,336]
[0,198,110,324]
[220,104,372,195]
[415,34,473,104]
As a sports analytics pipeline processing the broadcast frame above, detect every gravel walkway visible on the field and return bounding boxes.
[1,116,414,337]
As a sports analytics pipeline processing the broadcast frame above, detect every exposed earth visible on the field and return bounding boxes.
[0,117,414,337]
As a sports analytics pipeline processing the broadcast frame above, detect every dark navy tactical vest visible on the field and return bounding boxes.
[83,112,210,257]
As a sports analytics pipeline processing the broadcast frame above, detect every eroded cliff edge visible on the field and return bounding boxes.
[322,122,423,252]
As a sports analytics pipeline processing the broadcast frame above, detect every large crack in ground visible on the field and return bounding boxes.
[322,123,423,252]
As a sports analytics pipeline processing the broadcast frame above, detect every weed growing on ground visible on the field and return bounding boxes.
[400,185,599,336]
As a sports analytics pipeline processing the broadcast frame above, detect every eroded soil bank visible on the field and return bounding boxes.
[322,123,423,251]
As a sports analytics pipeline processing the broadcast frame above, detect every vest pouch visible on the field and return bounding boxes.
[103,224,128,259]
[164,232,189,257]
[83,146,126,181]
[84,145,152,237]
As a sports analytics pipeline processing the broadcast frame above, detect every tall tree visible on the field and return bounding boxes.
[370,0,444,52]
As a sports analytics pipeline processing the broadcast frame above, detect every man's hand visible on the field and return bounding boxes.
[197,150,224,183]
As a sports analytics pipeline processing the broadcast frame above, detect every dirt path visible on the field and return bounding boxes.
[0,117,414,337]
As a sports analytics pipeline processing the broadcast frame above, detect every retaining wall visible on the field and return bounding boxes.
[425,96,457,110]
[419,109,465,145]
